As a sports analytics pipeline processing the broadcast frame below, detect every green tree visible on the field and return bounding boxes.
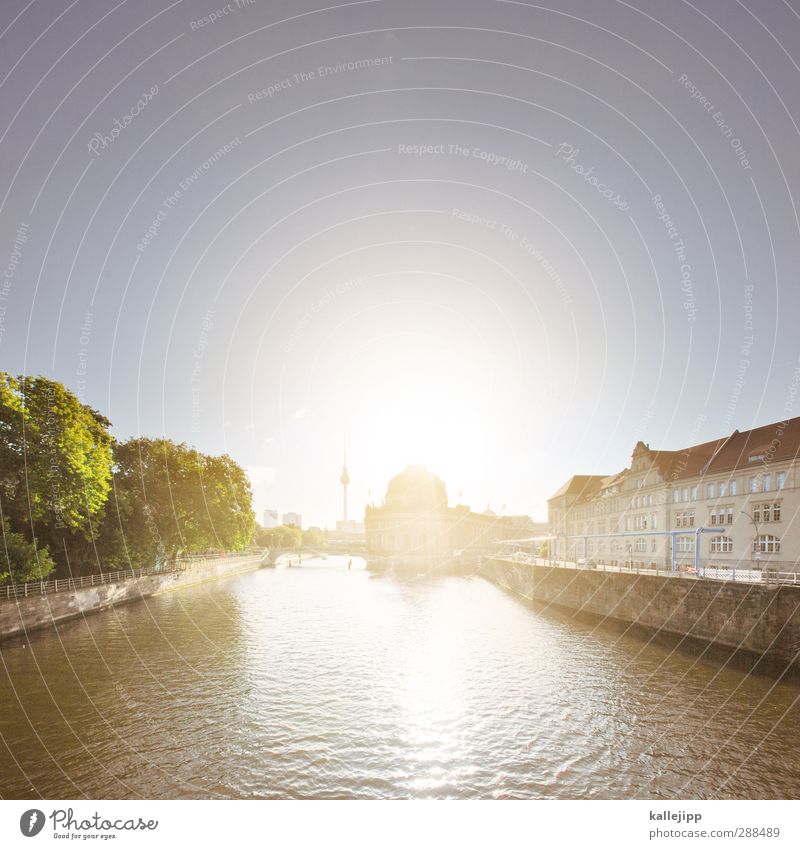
[0,513,56,584]
[302,527,325,548]
[96,438,255,568]
[254,524,302,550]
[0,373,114,561]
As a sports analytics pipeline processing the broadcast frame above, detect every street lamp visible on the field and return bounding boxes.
[739,509,762,570]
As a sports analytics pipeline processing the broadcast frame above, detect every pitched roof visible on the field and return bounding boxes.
[648,416,800,481]
[548,474,607,501]
[549,415,800,504]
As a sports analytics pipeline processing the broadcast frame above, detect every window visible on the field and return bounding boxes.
[753,502,781,523]
[777,471,786,490]
[635,538,647,552]
[676,536,695,553]
[651,513,657,529]
[691,486,698,500]
[652,540,657,551]
[764,473,772,492]
[675,509,695,528]
[719,481,727,497]
[724,507,734,525]
[754,534,781,554]
[710,536,733,553]
[730,480,737,495]
[710,510,717,525]
[682,486,689,501]
[673,489,681,503]
[707,483,715,499]
[750,476,759,493]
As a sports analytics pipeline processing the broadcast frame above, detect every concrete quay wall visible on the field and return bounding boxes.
[0,555,263,641]
[483,558,800,675]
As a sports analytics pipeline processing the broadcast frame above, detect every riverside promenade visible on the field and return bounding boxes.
[0,552,265,640]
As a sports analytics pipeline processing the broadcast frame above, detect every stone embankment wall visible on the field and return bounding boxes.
[483,558,800,674]
[0,555,263,640]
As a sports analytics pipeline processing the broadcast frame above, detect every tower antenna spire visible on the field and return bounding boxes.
[340,436,350,522]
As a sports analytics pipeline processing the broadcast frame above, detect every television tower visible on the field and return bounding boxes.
[340,441,350,522]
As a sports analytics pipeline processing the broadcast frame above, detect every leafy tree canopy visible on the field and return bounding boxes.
[0,372,113,537]
[0,513,56,584]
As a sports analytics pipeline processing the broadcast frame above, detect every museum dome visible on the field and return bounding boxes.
[384,465,448,511]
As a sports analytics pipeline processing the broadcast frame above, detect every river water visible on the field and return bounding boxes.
[1,556,798,799]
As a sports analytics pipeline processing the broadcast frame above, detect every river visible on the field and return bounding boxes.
[1,556,798,799]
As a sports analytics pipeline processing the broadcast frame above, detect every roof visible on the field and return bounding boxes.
[548,475,607,501]
[647,416,800,481]
[383,464,448,510]
[550,416,800,504]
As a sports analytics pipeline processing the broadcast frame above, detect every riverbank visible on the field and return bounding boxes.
[482,557,800,680]
[0,554,264,641]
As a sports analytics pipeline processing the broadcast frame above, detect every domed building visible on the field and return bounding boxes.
[365,465,532,572]
[384,465,448,512]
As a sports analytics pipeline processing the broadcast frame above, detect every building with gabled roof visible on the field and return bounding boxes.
[548,416,800,573]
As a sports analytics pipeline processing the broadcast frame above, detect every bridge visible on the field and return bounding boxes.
[262,541,368,567]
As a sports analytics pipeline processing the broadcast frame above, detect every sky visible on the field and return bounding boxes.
[1,0,799,528]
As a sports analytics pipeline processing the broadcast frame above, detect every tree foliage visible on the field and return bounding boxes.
[97,438,255,569]
[0,514,56,584]
[0,373,255,582]
[253,524,302,550]
[0,372,113,538]
[302,527,326,548]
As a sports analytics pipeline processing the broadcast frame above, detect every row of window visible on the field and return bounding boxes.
[629,513,657,530]
[708,507,735,525]
[581,535,783,556]
[752,502,782,522]
[677,534,781,554]
[614,502,780,531]
[673,471,787,504]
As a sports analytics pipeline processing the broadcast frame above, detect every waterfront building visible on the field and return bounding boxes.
[365,465,534,569]
[333,519,366,538]
[262,509,280,529]
[548,416,800,573]
[282,511,302,529]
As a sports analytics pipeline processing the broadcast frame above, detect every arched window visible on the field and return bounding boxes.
[754,534,781,554]
[710,535,732,553]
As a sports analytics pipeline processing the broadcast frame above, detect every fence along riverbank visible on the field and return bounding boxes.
[0,553,265,640]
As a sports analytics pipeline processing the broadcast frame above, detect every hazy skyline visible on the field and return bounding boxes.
[1,0,799,527]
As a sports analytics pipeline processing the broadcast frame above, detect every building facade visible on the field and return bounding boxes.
[365,465,533,570]
[548,417,800,573]
[262,509,280,529]
[282,512,302,529]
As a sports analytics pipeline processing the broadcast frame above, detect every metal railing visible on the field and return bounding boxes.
[490,553,800,586]
[1,553,263,601]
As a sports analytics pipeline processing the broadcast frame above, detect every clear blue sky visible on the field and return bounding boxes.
[1,0,799,527]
